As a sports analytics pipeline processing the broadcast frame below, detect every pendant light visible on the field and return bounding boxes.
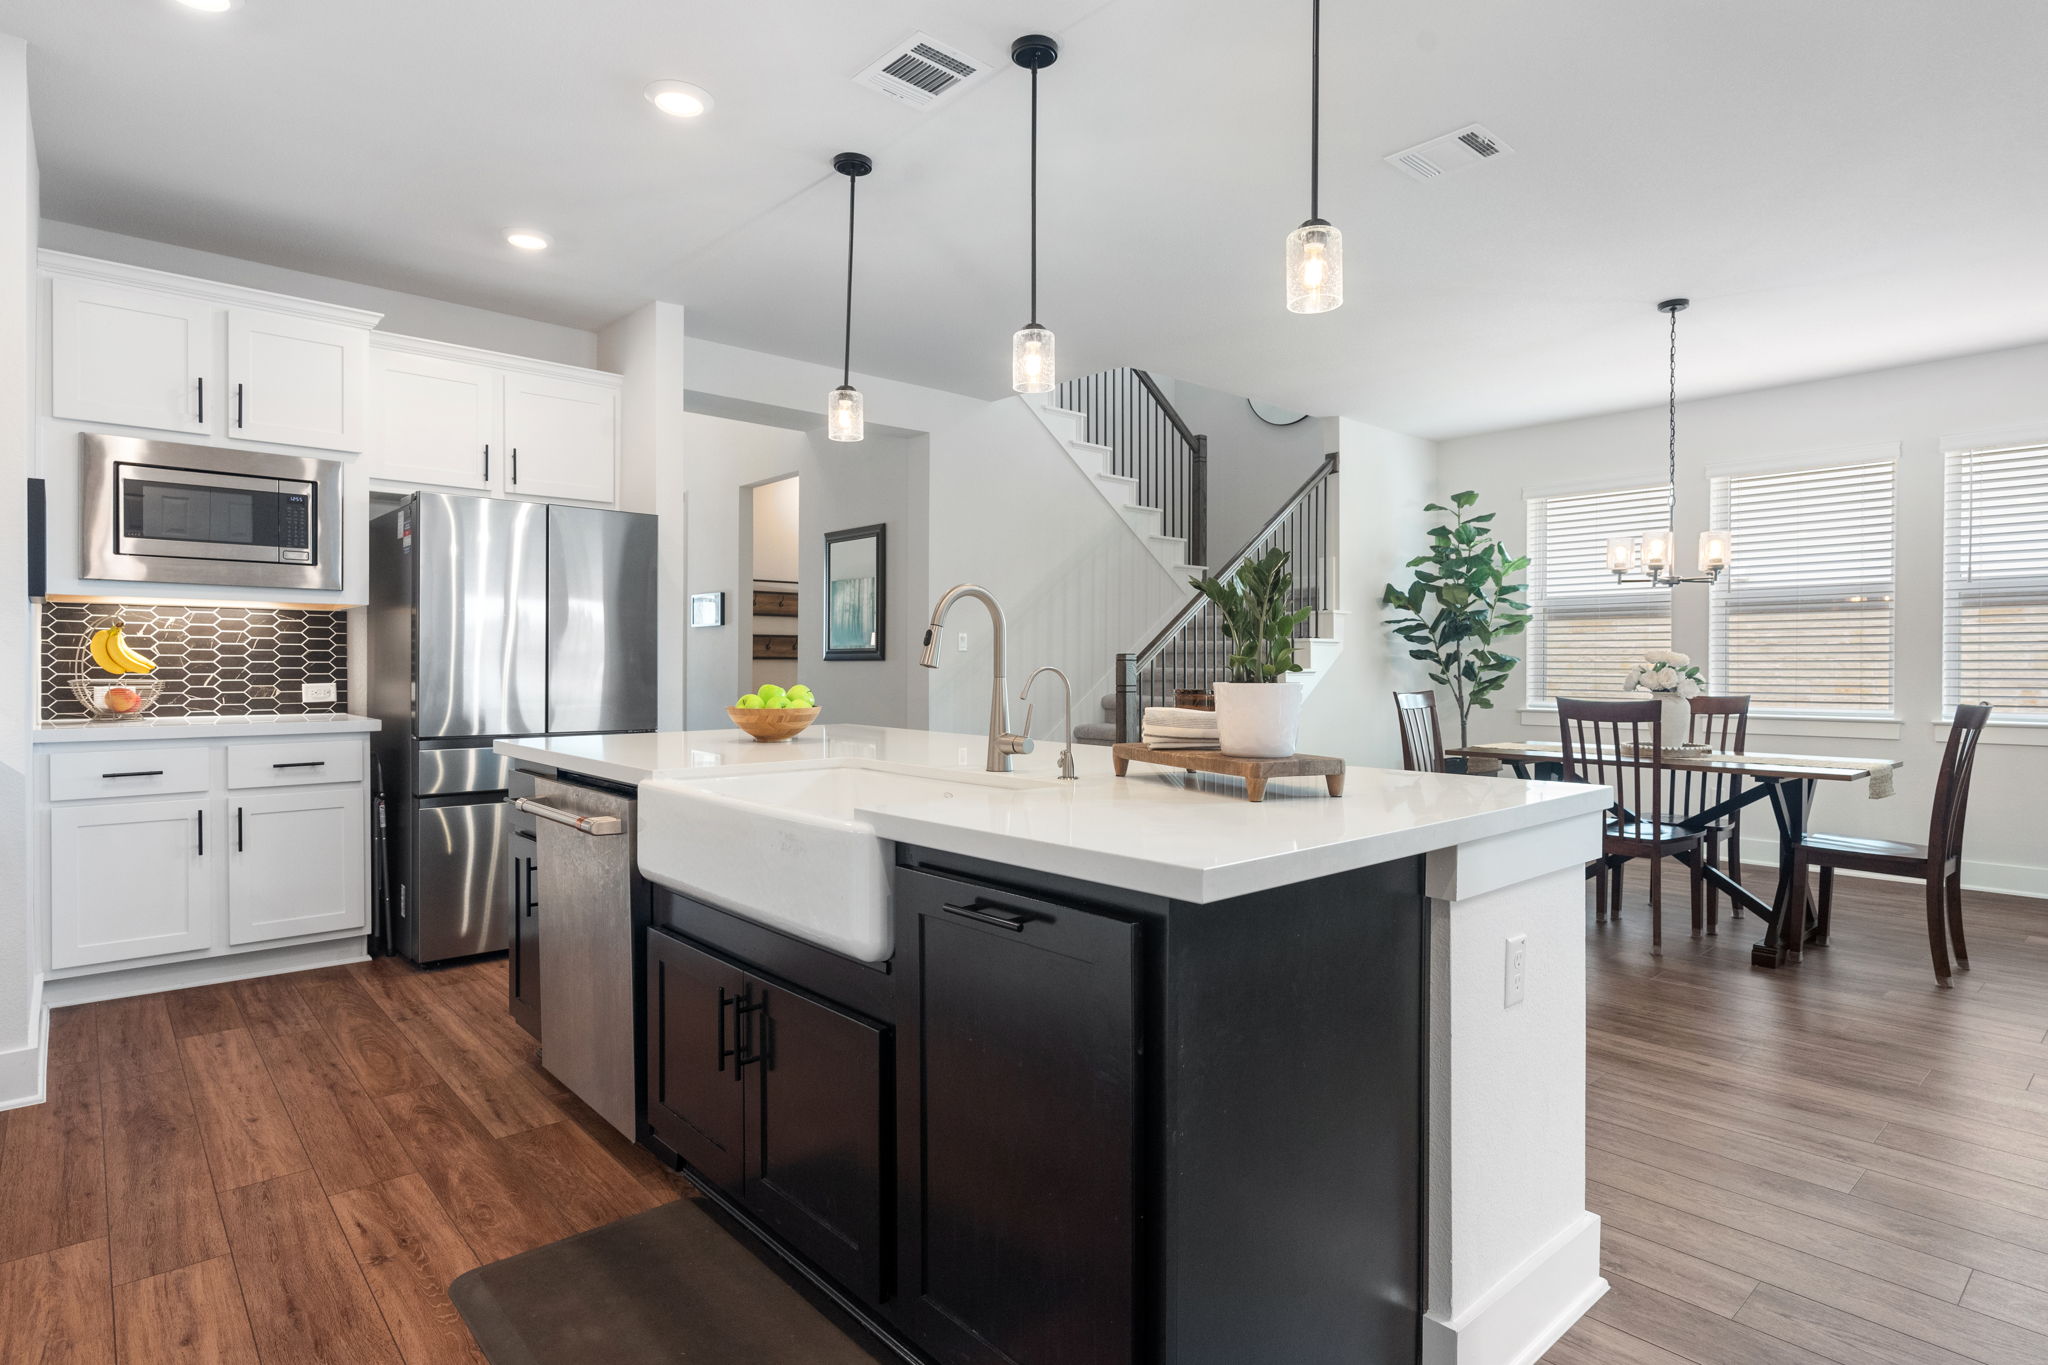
[1010,35,1059,393]
[1605,298,1733,586]
[1285,0,1342,313]
[827,152,872,442]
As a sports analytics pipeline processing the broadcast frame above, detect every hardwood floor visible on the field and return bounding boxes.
[1544,868,2048,1365]
[0,955,686,1364]
[0,872,2043,1362]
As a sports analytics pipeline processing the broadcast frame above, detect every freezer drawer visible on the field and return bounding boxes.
[411,798,510,962]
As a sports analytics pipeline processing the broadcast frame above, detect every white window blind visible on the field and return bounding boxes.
[1946,443,2048,718]
[1524,485,1671,706]
[1709,460,1895,714]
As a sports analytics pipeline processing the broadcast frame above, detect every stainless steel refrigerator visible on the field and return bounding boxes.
[368,493,656,965]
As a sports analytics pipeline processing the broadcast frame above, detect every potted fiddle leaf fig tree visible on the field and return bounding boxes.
[1382,491,1531,761]
[1191,547,1313,758]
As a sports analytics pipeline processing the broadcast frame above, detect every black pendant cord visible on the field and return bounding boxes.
[1309,0,1321,221]
[1667,302,1679,524]
[842,172,857,388]
[1029,63,1039,326]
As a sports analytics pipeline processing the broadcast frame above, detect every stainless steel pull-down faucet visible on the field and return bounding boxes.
[920,584,1034,773]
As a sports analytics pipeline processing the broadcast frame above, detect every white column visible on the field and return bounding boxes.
[1422,812,1607,1365]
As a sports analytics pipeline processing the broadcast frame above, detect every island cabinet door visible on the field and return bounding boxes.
[645,929,747,1190]
[741,977,888,1302]
[892,869,1141,1365]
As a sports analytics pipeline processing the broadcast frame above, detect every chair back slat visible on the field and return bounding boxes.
[1556,696,1665,826]
[1392,691,1447,774]
[1674,694,1751,822]
[1930,704,1993,859]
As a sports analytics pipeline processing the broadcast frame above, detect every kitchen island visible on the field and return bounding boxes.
[496,724,1611,1365]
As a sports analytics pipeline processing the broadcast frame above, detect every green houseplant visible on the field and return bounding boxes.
[1382,491,1531,753]
[1191,548,1314,757]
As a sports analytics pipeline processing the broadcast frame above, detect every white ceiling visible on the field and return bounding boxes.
[5,0,2047,437]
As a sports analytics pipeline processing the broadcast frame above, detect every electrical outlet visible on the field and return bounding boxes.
[957,631,969,653]
[301,681,338,703]
[1504,934,1527,1007]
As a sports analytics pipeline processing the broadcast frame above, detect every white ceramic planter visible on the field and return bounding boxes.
[1214,681,1304,759]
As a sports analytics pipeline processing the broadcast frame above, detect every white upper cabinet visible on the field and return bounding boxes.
[503,371,619,504]
[369,345,499,490]
[50,276,215,435]
[227,307,368,452]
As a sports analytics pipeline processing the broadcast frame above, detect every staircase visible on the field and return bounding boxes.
[1023,368,1343,748]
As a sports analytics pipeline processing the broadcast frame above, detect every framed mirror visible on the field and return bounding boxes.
[823,523,886,661]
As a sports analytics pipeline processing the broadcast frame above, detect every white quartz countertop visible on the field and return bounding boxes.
[34,713,381,743]
[497,725,1609,903]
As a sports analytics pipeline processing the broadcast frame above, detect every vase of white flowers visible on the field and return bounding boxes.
[1622,649,1705,749]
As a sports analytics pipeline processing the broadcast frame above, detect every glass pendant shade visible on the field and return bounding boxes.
[1639,528,1675,571]
[1286,220,1343,314]
[1012,325,1055,394]
[827,384,864,442]
[1697,529,1732,573]
[1605,535,1637,574]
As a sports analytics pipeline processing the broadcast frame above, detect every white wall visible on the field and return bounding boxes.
[1293,419,1439,767]
[1160,377,1339,566]
[41,220,599,367]
[751,477,799,582]
[1438,340,2048,896]
[923,399,1190,741]
[0,34,39,1107]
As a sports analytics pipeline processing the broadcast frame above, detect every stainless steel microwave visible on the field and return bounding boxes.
[79,434,343,590]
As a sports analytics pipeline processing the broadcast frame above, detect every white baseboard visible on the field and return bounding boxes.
[40,937,369,1009]
[0,1015,48,1112]
[1424,1211,1607,1365]
[1736,837,2048,901]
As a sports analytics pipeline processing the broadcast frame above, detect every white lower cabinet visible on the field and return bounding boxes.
[227,787,368,945]
[49,798,214,969]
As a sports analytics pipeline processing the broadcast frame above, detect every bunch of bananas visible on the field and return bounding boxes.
[88,625,156,676]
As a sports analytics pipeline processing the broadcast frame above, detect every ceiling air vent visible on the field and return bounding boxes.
[1384,123,1515,181]
[854,32,989,110]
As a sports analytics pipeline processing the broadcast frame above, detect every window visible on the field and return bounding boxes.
[1524,485,1671,706]
[1709,459,1895,714]
[1946,443,2048,719]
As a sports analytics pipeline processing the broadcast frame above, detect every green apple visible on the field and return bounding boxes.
[735,694,764,709]
[758,683,786,701]
[764,696,790,709]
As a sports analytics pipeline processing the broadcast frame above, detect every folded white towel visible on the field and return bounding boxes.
[1144,723,1220,739]
[1143,736,1220,750]
[1143,706,1218,731]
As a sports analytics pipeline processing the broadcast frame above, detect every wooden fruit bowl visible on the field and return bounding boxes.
[727,705,820,742]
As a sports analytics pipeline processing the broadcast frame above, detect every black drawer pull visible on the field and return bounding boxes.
[272,760,326,769]
[101,769,165,779]
[942,901,1030,932]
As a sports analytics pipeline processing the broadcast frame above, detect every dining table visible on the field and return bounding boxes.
[1445,740,1902,968]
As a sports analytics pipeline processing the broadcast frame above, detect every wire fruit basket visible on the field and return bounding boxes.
[68,613,166,720]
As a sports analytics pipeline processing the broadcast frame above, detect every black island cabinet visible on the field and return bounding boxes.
[642,845,1427,1365]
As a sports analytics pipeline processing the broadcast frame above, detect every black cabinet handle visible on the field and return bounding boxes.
[942,901,1030,932]
[236,806,244,852]
[271,760,326,769]
[196,809,204,856]
[483,443,490,482]
[732,990,767,1079]
[524,856,537,914]
[510,448,518,484]
[715,987,737,1072]
[196,377,204,424]
[101,769,164,779]
[235,382,245,428]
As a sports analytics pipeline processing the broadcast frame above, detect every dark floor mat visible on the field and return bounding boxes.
[449,1193,900,1365]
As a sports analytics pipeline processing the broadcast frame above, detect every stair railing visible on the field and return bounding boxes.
[1056,368,1208,567]
[1113,452,1339,743]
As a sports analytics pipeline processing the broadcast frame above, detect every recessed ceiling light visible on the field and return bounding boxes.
[504,230,551,252]
[175,0,239,12]
[644,81,713,118]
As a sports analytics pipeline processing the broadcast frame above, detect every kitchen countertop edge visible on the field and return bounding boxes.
[34,714,382,743]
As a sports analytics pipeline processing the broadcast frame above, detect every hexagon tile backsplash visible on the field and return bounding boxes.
[41,601,348,721]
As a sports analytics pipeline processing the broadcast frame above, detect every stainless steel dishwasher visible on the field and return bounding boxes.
[519,776,639,1138]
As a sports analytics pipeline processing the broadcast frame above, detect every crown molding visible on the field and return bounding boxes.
[39,250,385,329]
[369,330,621,387]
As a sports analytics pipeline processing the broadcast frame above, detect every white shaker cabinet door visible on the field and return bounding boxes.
[49,798,215,968]
[502,372,618,504]
[226,307,368,452]
[368,348,499,490]
[227,787,367,944]
[50,277,216,436]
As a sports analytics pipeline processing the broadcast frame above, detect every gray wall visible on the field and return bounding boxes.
[1161,378,1337,566]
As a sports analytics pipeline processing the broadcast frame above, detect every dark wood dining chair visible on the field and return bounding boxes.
[1393,691,1447,773]
[1686,695,1751,929]
[1789,704,1991,987]
[1557,697,1709,953]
